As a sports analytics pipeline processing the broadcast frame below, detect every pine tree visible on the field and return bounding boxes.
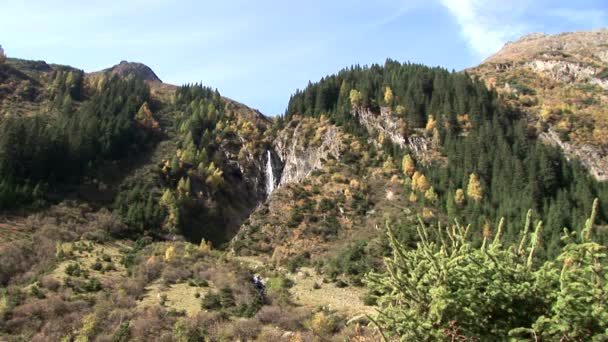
[366,202,608,340]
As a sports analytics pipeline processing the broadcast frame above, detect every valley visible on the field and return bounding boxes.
[1,29,608,341]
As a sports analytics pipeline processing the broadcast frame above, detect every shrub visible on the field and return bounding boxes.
[335,279,348,288]
[219,286,235,308]
[91,261,103,271]
[310,310,344,336]
[231,318,261,340]
[83,277,102,292]
[65,263,86,277]
[30,285,45,299]
[202,292,222,310]
[286,252,310,272]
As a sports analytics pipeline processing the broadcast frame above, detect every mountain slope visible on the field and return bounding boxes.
[470,28,608,180]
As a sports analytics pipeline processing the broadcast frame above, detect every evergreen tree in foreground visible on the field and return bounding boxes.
[367,199,607,340]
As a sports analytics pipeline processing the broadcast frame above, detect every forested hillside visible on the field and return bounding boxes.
[284,59,608,258]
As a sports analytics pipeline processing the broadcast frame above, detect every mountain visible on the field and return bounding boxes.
[97,60,162,83]
[1,29,608,341]
[470,29,608,180]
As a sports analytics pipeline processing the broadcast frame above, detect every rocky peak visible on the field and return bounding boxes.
[485,29,608,64]
[102,60,162,83]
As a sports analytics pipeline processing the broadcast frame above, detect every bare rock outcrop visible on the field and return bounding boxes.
[274,118,342,186]
[540,129,608,181]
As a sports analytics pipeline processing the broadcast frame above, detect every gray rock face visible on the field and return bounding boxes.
[273,120,341,186]
[540,129,608,181]
[353,106,407,148]
[524,60,607,90]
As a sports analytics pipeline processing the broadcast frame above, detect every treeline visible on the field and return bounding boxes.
[285,59,608,257]
[0,74,152,209]
[286,59,496,132]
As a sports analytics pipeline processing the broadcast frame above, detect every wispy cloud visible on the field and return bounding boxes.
[440,0,529,58]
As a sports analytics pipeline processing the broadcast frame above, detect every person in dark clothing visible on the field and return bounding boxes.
[252,274,265,298]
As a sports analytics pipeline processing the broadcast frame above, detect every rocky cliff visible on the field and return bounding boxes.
[273,116,343,186]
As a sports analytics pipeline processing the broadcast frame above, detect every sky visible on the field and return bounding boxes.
[1,0,606,115]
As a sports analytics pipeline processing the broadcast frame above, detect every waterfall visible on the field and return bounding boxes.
[265,150,275,194]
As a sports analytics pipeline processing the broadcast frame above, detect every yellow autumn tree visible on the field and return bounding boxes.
[395,105,406,115]
[349,89,363,107]
[425,115,437,133]
[409,192,418,203]
[411,171,430,192]
[165,245,176,262]
[454,188,465,207]
[401,154,416,177]
[205,162,224,192]
[384,86,394,105]
[424,186,438,203]
[467,173,483,202]
[176,177,191,198]
[199,239,212,253]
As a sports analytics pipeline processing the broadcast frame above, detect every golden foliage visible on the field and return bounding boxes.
[422,208,435,221]
[409,192,418,203]
[199,239,212,253]
[384,86,394,105]
[401,154,415,177]
[205,162,224,191]
[424,186,438,203]
[382,157,396,171]
[349,89,363,107]
[467,173,483,202]
[177,177,191,198]
[411,171,430,192]
[165,246,176,262]
[310,311,341,336]
[454,188,465,206]
[395,105,406,115]
[390,174,402,184]
[425,115,437,133]
[135,102,160,130]
[75,313,97,342]
[378,132,386,145]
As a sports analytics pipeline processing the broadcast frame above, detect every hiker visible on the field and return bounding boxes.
[252,274,265,297]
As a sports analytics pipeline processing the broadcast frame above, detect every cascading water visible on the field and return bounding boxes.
[265,150,275,194]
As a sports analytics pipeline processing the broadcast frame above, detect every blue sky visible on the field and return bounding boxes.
[1,0,606,115]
